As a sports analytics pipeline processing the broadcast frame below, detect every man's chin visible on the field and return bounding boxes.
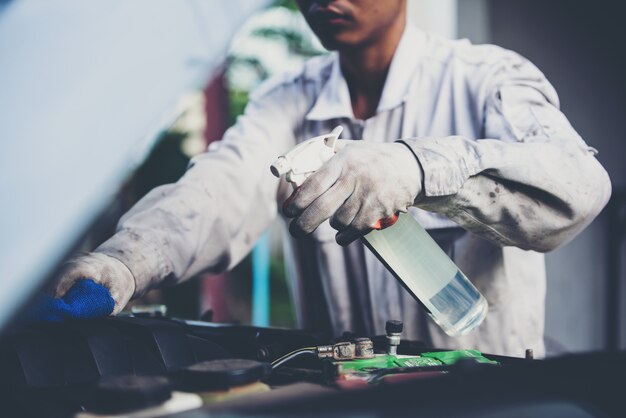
[317,34,359,52]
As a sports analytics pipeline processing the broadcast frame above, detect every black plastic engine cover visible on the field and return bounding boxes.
[0,316,230,389]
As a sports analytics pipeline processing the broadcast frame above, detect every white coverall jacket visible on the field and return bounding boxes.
[98,25,611,358]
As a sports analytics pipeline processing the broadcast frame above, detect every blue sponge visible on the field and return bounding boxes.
[28,279,115,322]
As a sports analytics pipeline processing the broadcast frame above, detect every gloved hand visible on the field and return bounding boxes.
[53,252,136,315]
[283,141,423,245]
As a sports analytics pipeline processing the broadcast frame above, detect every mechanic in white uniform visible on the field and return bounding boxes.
[55,0,611,357]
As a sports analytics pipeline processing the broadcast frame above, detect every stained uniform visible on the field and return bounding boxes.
[98,25,611,357]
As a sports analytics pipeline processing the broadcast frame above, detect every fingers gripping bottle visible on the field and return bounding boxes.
[271,127,488,337]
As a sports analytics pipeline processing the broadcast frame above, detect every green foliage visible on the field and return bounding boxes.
[273,0,299,11]
[228,89,249,126]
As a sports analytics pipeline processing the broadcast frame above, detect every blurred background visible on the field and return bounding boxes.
[1,0,625,356]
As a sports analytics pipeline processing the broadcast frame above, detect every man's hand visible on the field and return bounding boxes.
[283,141,423,245]
[53,252,136,315]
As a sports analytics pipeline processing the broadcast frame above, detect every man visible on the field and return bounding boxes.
[55,0,611,357]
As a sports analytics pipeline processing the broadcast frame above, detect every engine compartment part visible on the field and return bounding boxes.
[1,316,624,417]
[175,359,271,391]
[82,375,173,414]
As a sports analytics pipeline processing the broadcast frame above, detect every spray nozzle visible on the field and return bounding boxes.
[270,126,343,187]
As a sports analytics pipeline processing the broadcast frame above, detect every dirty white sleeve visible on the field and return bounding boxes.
[96,89,296,296]
[401,53,612,252]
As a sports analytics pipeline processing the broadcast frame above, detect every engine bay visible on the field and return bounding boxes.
[1,314,623,417]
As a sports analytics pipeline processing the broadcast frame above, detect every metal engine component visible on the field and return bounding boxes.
[130,304,168,317]
[317,345,334,359]
[386,320,403,356]
[354,338,375,359]
[333,342,356,360]
[317,342,357,361]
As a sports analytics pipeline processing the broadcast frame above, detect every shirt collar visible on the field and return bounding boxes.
[305,24,426,121]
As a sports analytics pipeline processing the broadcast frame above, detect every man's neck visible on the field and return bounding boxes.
[339,19,406,120]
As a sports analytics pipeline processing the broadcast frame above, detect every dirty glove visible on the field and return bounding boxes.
[53,252,136,315]
[283,141,423,245]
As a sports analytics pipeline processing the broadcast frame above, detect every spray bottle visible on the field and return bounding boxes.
[271,127,488,337]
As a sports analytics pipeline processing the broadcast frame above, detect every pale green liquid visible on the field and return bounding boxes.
[363,213,487,337]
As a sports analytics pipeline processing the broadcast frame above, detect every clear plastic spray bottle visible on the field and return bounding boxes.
[271,127,488,337]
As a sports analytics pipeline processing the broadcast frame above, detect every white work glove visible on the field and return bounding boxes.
[283,141,423,245]
[53,252,136,315]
